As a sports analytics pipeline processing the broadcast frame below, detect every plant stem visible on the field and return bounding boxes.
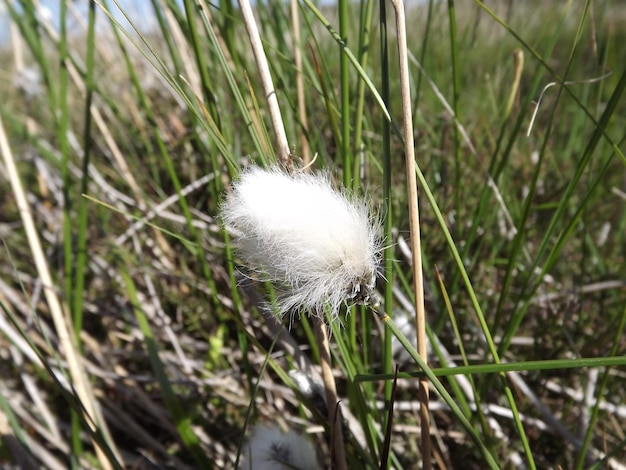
[313,316,347,470]
[239,0,291,167]
[389,0,431,467]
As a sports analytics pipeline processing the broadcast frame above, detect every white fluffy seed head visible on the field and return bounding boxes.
[240,424,320,470]
[220,165,381,321]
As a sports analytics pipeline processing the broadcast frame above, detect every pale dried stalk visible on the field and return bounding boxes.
[237,1,346,467]
[0,116,118,469]
[238,0,292,168]
[313,315,347,470]
[290,0,310,165]
[389,0,431,467]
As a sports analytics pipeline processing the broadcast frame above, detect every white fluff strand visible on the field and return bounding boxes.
[221,165,381,320]
[240,424,320,470]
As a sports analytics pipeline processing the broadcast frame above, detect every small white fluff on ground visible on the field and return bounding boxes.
[240,424,320,470]
[221,165,381,320]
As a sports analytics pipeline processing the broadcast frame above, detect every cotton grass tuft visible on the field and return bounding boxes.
[240,424,320,470]
[221,165,381,321]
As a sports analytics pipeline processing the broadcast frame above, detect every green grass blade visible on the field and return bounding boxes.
[118,258,213,469]
[376,310,499,469]
[357,356,626,380]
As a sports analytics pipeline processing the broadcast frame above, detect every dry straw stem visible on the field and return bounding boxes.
[389,0,431,467]
[290,0,311,165]
[238,0,291,168]
[313,314,347,470]
[237,0,347,467]
[0,116,119,468]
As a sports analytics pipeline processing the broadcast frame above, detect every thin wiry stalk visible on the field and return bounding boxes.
[372,307,499,469]
[352,0,375,191]
[504,48,524,119]
[389,0,431,467]
[301,0,391,123]
[290,0,310,164]
[435,267,491,437]
[314,315,348,470]
[358,355,626,380]
[379,0,395,466]
[446,0,463,243]
[182,0,220,121]
[238,0,291,168]
[339,0,351,185]
[412,152,537,467]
